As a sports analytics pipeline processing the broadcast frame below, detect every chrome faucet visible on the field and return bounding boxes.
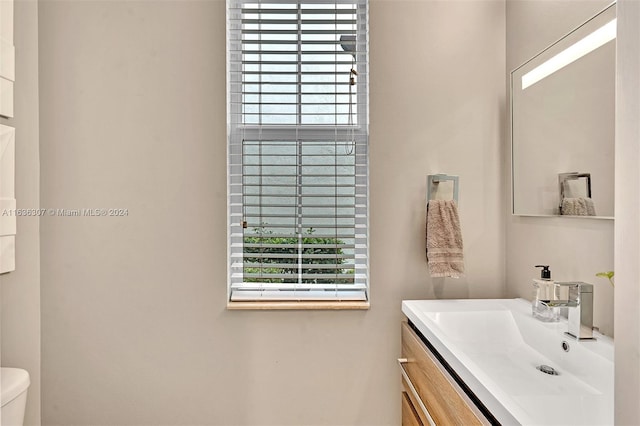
[540,282,595,340]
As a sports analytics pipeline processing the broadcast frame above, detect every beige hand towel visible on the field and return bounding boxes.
[561,197,596,216]
[426,200,464,278]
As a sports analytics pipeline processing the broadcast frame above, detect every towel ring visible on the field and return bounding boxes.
[558,172,591,213]
[427,174,459,203]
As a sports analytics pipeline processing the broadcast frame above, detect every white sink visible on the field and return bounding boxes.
[402,298,613,425]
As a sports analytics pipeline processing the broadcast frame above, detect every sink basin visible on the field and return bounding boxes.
[402,298,613,425]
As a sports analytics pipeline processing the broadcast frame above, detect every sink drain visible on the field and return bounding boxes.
[537,365,559,376]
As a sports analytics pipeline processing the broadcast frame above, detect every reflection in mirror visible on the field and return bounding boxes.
[511,3,615,218]
[559,172,595,215]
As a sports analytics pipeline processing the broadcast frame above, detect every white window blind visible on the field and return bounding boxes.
[227,0,369,302]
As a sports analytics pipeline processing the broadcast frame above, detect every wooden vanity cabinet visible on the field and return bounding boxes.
[399,322,489,426]
[401,390,423,426]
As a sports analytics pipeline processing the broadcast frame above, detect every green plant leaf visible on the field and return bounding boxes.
[595,271,614,279]
[595,271,615,287]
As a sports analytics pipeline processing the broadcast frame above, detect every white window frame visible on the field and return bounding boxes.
[226,0,369,308]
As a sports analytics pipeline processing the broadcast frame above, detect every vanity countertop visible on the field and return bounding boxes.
[402,298,613,425]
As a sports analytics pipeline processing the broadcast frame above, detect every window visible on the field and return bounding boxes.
[227,0,369,305]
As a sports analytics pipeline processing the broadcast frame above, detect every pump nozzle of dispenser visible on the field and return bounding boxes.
[535,265,551,280]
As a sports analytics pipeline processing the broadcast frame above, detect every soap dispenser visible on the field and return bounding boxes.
[532,265,560,322]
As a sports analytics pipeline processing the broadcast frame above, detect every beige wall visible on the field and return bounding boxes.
[38,0,505,424]
[0,0,41,425]
[505,0,615,337]
[615,0,640,422]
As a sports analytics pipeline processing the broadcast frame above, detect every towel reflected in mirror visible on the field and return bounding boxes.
[561,197,596,216]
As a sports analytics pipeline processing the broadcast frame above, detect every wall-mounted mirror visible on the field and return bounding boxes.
[511,3,615,218]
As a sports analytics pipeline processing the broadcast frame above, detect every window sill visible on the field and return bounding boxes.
[227,301,370,311]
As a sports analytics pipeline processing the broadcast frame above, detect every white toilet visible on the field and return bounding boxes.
[1,368,30,426]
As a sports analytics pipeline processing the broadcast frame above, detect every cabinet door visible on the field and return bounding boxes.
[401,391,423,426]
[401,322,486,425]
